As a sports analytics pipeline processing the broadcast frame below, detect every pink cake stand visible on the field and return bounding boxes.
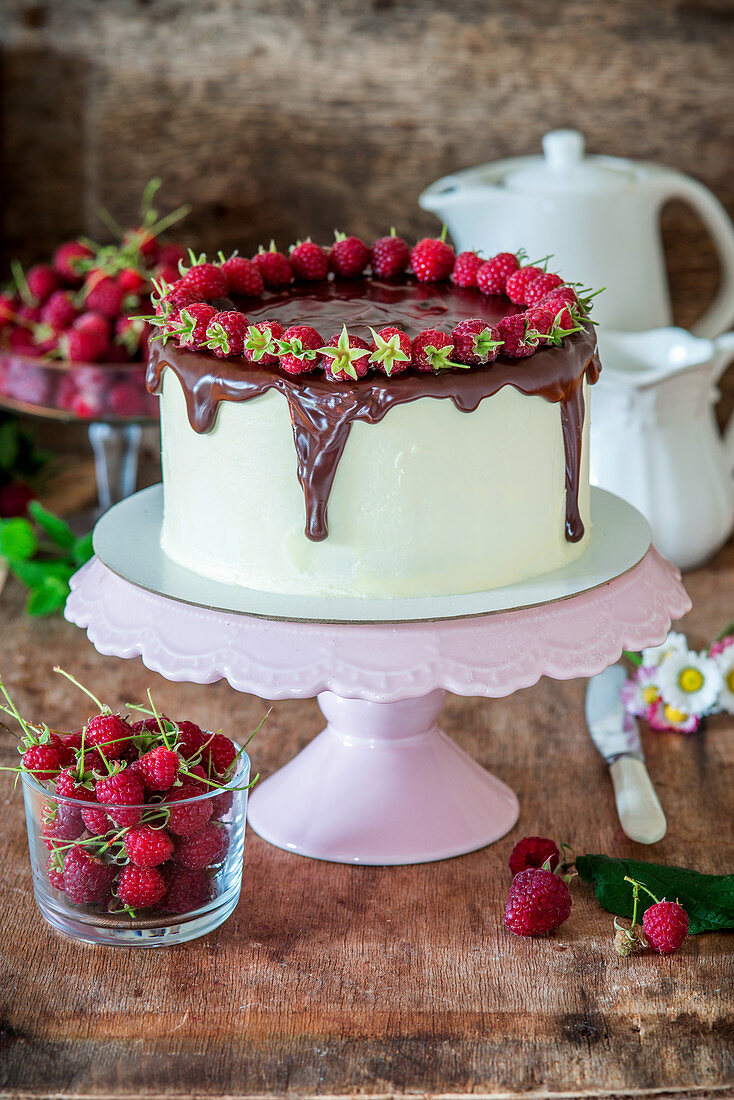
[65,537,690,865]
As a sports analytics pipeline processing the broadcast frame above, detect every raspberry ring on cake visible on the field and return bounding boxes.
[147,232,600,599]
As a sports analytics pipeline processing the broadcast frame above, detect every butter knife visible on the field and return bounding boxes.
[585,663,666,844]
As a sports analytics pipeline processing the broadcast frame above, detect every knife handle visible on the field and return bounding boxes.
[609,756,667,845]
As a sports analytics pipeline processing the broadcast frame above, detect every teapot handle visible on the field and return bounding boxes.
[655,173,734,338]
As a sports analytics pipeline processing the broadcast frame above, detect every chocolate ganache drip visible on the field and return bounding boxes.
[147,324,599,544]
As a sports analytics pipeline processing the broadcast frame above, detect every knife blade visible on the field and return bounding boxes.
[585,664,666,844]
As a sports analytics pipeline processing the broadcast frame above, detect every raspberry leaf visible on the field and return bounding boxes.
[0,517,37,561]
[28,500,75,550]
[576,854,734,935]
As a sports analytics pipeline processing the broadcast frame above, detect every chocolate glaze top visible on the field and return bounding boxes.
[148,274,600,548]
[238,273,522,339]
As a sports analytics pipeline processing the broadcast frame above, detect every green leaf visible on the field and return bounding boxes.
[9,560,74,588]
[25,576,69,617]
[0,420,20,471]
[576,854,734,935]
[28,501,75,550]
[71,532,94,566]
[0,517,37,561]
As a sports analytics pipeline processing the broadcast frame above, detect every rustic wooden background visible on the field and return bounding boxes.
[2,0,734,332]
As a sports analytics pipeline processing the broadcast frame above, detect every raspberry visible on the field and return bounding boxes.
[0,481,33,516]
[330,234,369,278]
[175,822,229,870]
[62,329,100,364]
[321,328,371,381]
[185,764,210,792]
[503,867,572,936]
[411,329,457,372]
[205,310,249,358]
[368,326,412,376]
[524,272,563,307]
[370,232,410,278]
[451,251,483,288]
[86,713,132,759]
[278,325,322,375]
[95,767,145,807]
[47,856,64,891]
[210,788,234,819]
[84,274,123,319]
[477,252,521,296]
[171,303,217,349]
[72,312,111,358]
[174,720,207,759]
[117,267,147,294]
[42,801,85,844]
[289,240,329,282]
[220,256,264,298]
[21,744,61,782]
[164,280,202,312]
[411,236,455,283]
[136,745,180,791]
[252,243,293,289]
[124,824,175,867]
[496,313,541,359]
[55,767,95,800]
[524,305,556,339]
[164,781,213,837]
[180,262,228,301]
[26,264,59,304]
[508,836,560,877]
[203,733,238,777]
[41,290,78,332]
[58,731,83,763]
[451,318,502,366]
[642,900,689,954]
[8,327,35,354]
[63,846,114,904]
[542,288,579,329]
[505,265,544,306]
[81,805,110,835]
[163,867,210,914]
[157,243,187,267]
[116,865,166,909]
[53,241,93,282]
[244,320,285,367]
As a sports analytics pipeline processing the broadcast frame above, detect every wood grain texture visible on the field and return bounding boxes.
[0,550,733,1098]
[2,0,734,333]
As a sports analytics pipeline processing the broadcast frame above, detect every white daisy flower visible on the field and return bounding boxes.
[713,647,734,714]
[641,631,688,669]
[621,666,660,717]
[657,648,722,715]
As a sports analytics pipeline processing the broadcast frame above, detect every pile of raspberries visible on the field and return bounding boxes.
[152,232,591,379]
[8,672,246,917]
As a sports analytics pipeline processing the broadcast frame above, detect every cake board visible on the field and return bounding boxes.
[64,487,690,865]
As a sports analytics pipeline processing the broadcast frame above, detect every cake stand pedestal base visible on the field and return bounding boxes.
[247,690,518,864]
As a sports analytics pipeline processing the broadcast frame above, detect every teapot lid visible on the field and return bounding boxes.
[505,130,635,194]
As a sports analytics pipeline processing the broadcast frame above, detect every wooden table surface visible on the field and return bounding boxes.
[0,548,733,1100]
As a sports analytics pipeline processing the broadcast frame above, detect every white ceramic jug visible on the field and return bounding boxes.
[419,130,734,336]
[591,328,734,570]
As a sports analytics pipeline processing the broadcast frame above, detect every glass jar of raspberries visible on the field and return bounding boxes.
[7,672,255,947]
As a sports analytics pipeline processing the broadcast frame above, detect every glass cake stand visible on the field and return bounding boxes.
[64,485,690,865]
[0,351,158,513]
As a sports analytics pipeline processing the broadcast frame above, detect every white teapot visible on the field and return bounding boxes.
[419,130,734,336]
[591,327,734,570]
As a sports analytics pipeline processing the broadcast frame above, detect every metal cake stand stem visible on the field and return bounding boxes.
[65,547,690,865]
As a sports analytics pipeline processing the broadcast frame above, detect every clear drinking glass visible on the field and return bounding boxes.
[21,753,249,947]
